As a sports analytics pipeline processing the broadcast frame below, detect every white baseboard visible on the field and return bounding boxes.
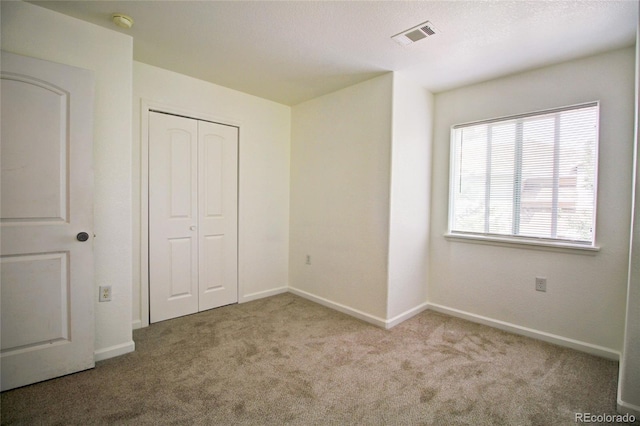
[94,341,136,362]
[617,398,640,418]
[428,303,620,361]
[131,319,143,330]
[385,302,430,329]
[241,286,288,303]
[288,287,387,328]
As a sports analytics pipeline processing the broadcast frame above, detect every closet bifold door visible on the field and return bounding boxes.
[149,112,199,323]
[149,112,239,323]
[197,121,238,312]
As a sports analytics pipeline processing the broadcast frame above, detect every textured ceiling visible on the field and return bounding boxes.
[30,1,638,106]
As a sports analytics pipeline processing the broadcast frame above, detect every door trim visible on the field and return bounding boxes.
[139,99,241,328]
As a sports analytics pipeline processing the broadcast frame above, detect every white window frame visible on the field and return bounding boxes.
[446,102,600,253]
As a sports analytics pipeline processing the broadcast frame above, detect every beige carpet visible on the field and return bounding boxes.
[0,293,631,425]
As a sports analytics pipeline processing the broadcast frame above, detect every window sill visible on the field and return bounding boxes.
[444,233,600,255]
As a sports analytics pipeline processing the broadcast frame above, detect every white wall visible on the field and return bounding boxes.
[430,47,635,357]
[132,62,290,327]
[386,73,433,321]
[1,1,135,359]
[618,20,640,417]
[289,74,394,322]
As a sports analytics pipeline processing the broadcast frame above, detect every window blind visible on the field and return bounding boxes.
[450,102,599,245]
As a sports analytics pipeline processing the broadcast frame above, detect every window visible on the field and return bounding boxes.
[448,102,599,247]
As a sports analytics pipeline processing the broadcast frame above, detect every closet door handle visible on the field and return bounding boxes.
[190,225,197,231]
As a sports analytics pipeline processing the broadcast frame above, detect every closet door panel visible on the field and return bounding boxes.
[198,121,238,311]
[149,112,199,323]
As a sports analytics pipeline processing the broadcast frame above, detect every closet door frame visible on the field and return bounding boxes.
[139,100,241,328]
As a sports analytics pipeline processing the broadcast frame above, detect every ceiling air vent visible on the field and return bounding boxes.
[392,21,438,46]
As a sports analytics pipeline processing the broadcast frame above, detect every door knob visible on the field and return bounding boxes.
[76,232,90,242]
[190,225,197,231]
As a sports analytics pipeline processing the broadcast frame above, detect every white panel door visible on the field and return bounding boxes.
[198,121,238,311]
[149,112,199,323]
[149,113,238,323]
[0,51,95,391]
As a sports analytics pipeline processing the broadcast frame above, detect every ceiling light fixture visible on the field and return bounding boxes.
[112,13,134,29]
[392,21,438,46]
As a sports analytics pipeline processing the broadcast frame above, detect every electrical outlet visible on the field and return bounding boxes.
[99,285,112,302]
[535,277,547,292]
[305,255,311,265]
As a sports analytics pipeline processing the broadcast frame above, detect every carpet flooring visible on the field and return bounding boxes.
[0,293,631,425]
